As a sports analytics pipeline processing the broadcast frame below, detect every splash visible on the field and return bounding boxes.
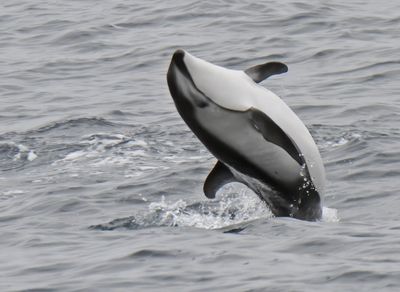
[147,196,340,228]
[148,187,273,229]
[0,141,38,171]
[90,187,274,231]
[320,131,363,150]
[321,207,340,223]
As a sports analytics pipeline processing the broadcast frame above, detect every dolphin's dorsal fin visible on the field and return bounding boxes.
[203,161,235,199]
[245,62,288,83]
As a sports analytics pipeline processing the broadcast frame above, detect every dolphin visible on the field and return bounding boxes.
[167,49,325,221]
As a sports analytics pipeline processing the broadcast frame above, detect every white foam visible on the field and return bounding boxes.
[27,151,38,161]
[323,137,349,148]
[12,144,37,162]
[17,144,29,152]
[2,190,25,197]
[321,132,362,150]
[146,190,339,228]
[53,131,150,167]
[63,150,87,161]
[126,140,148,147]
[321,207,340,222]
[148,189,273,230]
[138,166,158,170]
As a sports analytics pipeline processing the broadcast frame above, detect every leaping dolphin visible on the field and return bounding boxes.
[167,49,325,221]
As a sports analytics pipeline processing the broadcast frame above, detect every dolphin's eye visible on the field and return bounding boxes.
[193,96,209,108]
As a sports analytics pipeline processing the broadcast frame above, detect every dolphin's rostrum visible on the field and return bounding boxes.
[167,49,325,221]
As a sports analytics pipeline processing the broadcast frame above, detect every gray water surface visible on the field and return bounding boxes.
[1,1,400,291]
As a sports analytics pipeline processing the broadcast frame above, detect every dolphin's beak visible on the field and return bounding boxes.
[172,49,185,62]
[167,49,187,99]
[169,49,186,74]
[167,49,209,112]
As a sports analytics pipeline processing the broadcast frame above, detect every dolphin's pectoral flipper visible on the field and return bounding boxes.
[245,62,288,83]
[203,161,235,199]
[249,108,304,165]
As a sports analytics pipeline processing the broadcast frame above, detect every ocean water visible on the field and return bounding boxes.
[1,0,400,291]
